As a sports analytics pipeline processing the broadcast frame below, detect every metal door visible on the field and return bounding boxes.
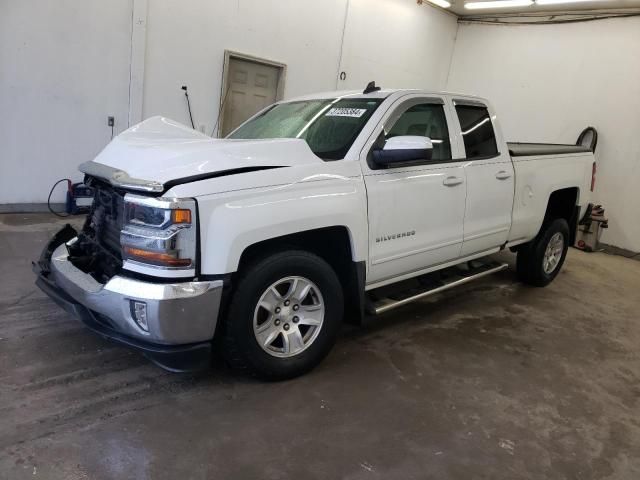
[362,95,467,285]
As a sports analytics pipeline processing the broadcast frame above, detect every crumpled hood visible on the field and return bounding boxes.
[81,116,323,191]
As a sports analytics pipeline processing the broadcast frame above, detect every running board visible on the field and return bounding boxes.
[371,262,509,315]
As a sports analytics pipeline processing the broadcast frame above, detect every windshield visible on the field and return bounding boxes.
[228,98,383,160]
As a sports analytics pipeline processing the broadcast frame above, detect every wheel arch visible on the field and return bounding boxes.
[235,226,366,325]
[543,187,580,245]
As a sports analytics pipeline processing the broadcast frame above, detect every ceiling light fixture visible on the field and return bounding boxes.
[425,0,452,8]
[536,0,599,4]
[464,0,533,9]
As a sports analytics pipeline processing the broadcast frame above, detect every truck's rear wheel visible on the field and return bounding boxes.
[223,250,343,380]
[516,218,570,287]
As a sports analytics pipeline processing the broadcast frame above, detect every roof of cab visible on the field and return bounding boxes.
[285,89,396,102]
[284,88,486,103]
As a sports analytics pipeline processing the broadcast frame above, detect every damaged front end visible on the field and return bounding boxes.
[66,178,126,283]
[32,180,222,372]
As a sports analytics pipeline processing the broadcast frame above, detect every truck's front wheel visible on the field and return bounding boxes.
[516,218,570,287]
[222,250,343,380]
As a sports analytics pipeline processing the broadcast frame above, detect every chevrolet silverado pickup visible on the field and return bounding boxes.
[35,86,596,379]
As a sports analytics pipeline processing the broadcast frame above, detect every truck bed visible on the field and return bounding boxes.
[507,142,592,157]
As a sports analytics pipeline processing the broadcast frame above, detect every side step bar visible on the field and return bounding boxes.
[372,263,509,315]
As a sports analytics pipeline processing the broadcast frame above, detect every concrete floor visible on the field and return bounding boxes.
[1,213,639,480]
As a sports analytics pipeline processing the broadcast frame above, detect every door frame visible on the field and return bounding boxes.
[217,50,287,138]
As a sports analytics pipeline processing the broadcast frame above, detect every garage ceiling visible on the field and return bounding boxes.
[431,0,640,16]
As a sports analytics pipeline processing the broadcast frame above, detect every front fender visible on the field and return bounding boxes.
[196,176,368,274]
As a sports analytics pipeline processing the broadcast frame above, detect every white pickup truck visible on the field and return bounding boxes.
[35,85,597,379]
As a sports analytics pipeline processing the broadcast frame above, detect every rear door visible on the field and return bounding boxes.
[361,95,467,286]
[451,99,515,256]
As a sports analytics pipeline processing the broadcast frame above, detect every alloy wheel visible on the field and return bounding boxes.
[252,276,325,358]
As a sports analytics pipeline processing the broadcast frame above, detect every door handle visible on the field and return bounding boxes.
[495,170,512,180]
[443,176,464,187]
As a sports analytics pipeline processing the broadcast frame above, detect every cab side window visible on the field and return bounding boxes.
[455,104,499,159]
[386,103,452,161]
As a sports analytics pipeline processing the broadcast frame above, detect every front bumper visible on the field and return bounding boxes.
[34,225,223,372]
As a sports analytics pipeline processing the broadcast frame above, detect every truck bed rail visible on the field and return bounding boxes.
[507,142,592,157]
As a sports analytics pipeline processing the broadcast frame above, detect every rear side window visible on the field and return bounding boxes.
[386,103,451,160]
[455,104,498,159]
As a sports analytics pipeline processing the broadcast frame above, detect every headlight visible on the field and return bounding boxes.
[120,194,197,276]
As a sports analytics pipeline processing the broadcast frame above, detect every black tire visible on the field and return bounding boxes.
[516,218,570,287]
[222,250,343,380]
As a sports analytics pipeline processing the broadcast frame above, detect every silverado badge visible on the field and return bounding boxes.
[376,230,416,243]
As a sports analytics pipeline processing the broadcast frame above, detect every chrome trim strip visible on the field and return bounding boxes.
[105,276,222,300]
[79,161,164,192]
[374,263,509,314]
[124,193,193,209]
[365,247,501,290]
[123,259,196,278]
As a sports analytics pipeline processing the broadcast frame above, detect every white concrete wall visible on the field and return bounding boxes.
[141,0,348,134]
[447,18,640,252]
[0,1,134,204]
[338,0,458,90]
[141,0,457,135]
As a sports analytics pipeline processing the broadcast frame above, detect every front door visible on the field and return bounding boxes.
[362,95,467,286]
[452,100,515,256]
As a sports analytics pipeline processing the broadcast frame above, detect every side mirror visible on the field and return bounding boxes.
[372,136,433,167]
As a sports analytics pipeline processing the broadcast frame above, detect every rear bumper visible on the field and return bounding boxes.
[34,226,223,372]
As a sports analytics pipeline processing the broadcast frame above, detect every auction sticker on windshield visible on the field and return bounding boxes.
[325,108,367,118]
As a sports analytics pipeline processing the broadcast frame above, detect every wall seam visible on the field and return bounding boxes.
[128,0,148,127]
